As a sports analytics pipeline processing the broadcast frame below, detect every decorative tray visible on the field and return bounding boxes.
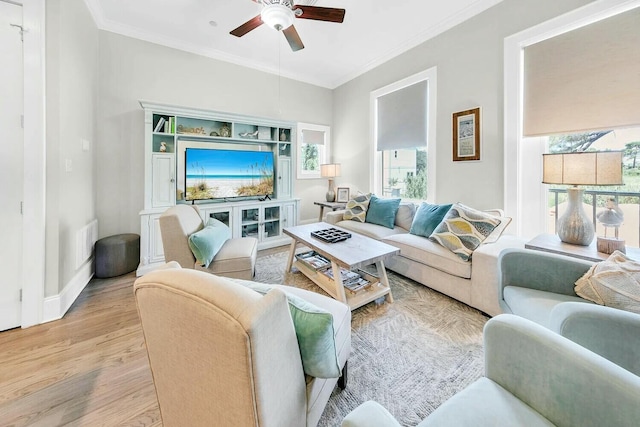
[311,228,352,243]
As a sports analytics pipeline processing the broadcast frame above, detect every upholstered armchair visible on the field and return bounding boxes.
[134,265,351,427]
[159,204,258,279]
[497,248,594,327]
[342,314,640,427]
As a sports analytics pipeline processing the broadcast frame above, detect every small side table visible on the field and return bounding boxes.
[314,201,347,221]
[525,233,640,262]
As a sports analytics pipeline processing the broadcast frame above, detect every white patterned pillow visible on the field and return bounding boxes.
[575,251,640,314]
[343,193,371,222]
[430,203,502,261]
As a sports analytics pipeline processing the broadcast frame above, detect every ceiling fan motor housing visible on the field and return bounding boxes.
[261,0,295,31]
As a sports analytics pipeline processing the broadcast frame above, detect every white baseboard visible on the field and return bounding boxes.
[42,259,94,323]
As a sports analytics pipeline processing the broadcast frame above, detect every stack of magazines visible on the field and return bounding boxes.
[322,268,371,294]
[296,251,330,270]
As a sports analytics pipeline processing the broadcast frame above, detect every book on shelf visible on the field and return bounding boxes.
[154,117,166,132]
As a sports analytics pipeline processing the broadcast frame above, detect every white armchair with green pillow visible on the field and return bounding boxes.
[159,204,258,279]
[134,265,351,427]
[342,314,640,427]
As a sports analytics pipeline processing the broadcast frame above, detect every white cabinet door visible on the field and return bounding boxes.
[277,158,292,199]
[282,202,297,230]
[152,154,175,208]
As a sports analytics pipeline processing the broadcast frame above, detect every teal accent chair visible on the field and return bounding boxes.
[342,314,640,427]
[497,248,594,327]
[498,248,640,375]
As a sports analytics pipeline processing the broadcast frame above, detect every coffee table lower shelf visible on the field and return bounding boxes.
[293,260,392,310]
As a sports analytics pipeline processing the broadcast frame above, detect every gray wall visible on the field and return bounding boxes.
[95,32,333,237]
[332,0,593,210]
[46,0,98,296]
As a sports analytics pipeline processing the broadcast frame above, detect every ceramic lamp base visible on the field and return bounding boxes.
[557,187,594,246]
[325,178,335,202]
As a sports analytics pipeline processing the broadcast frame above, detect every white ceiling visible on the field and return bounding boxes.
[83,0,503,89]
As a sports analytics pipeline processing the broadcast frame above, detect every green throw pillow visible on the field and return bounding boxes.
[409,202,453,237]
[343,193,371,223]
[430,203,502,261]
[232,280,341,379]
[365,195,401,229]
[188,218,231,268]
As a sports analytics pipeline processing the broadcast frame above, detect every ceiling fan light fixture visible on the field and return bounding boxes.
[261,3,294,31]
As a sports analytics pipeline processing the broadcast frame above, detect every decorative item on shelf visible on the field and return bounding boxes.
[159,142,167,152]
[258,126,271,140]
[320,163,341,202]
[219,123,231,137]
[239,130,259,139]
[176,125,206,135]
[596,198,625,254]
[280,129,287,141]
[542,151,623,246]
[209,131,219,137]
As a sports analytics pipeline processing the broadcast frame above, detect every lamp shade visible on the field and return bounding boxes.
[542,151,623,186]
[320,163,341,178]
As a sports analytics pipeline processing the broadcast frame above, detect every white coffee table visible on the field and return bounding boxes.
[283,222,400,310]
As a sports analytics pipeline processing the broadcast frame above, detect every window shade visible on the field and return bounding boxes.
[302,129,325,145]
[523,8,640,137]
[377,80,428,151]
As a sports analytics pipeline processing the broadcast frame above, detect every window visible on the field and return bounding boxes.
[504,2,640,238]
[370,67,437,201]
[297,123,330,179]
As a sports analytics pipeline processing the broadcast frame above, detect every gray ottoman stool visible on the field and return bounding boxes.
[95,233,140,278]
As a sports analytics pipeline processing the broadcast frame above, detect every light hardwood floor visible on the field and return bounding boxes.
[0,272,161,426]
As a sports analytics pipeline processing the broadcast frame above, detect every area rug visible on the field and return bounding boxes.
[254,249,489,426]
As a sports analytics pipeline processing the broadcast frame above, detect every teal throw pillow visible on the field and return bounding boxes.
[232,280,341,379]
[365,195,401,229]
[409,202,453,237]
[188,218,231,268]
[430,203,502,261]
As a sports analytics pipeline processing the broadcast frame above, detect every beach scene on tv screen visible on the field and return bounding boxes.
[185,148,274,200]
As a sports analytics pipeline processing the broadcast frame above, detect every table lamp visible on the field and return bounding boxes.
[542,151,623,246]
[320,163,341,202]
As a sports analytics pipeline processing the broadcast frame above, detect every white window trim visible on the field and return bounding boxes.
[370,67,437,202]
[296,122,330,180]
[504,0,640,238]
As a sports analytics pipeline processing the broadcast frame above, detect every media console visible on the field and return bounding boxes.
[137,101,300,276]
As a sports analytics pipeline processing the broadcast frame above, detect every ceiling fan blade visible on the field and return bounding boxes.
[283,25,304,51]
[230,15,263,37]
[295,6,345,23]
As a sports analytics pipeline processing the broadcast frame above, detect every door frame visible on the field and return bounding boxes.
[16,0,46,328]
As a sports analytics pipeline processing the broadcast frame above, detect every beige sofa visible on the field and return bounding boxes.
[325,204,524,316]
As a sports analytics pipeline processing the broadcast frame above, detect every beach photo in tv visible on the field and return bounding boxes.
[185,148,274,201]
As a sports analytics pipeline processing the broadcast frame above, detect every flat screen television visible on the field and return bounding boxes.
[185,148,274,201]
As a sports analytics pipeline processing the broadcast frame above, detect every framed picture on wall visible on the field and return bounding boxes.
[336,187,350,203]
[452,107,481,161]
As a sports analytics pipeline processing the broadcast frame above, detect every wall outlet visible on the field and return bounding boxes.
[65,159,73,172]
[82,139,90,151]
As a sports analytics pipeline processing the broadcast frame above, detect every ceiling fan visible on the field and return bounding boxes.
[230,0,346,52]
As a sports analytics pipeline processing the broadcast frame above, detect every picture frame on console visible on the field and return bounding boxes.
[336,187,350,203]
[452,107,481,162]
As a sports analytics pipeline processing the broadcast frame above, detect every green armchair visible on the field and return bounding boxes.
[497,248,594,327]
[342,314,640,427]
